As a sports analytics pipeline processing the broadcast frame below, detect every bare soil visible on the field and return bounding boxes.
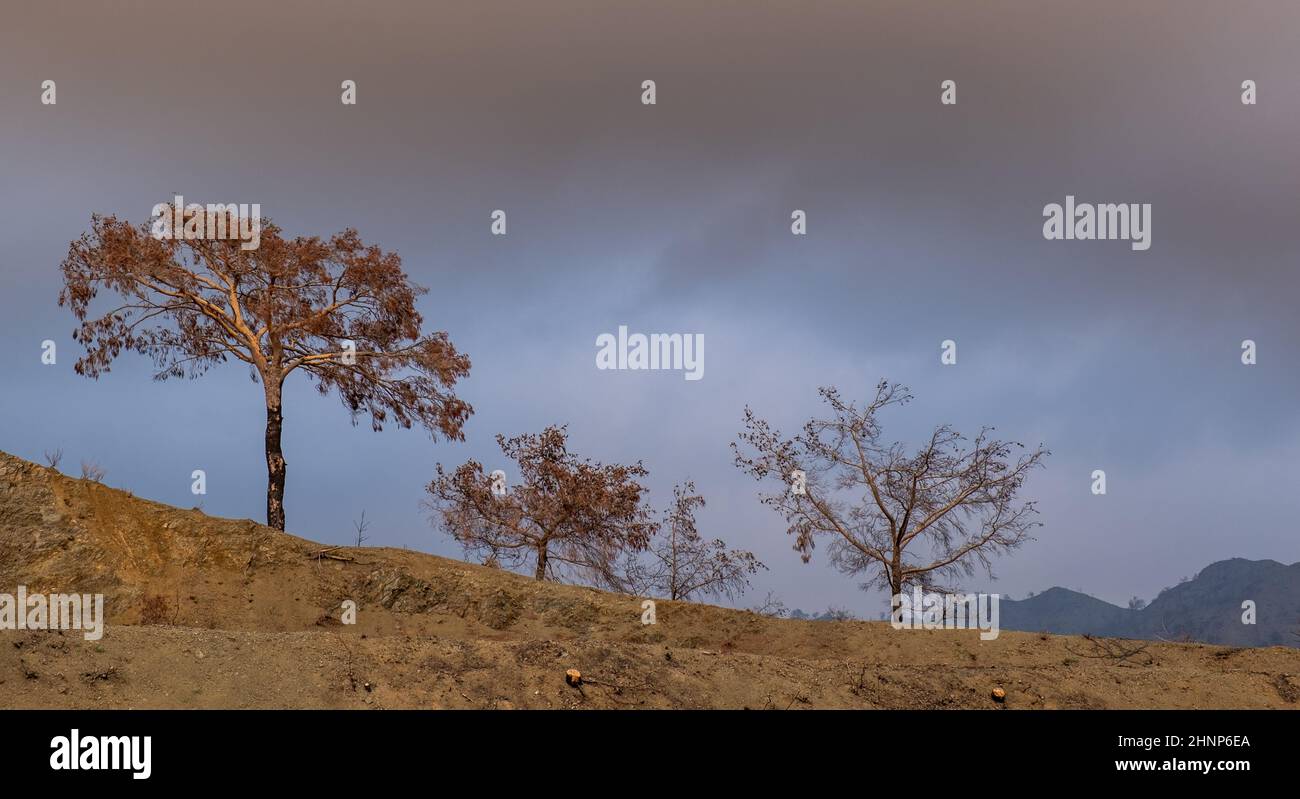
[3,451,1297,709]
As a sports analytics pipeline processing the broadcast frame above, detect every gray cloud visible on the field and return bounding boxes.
[2,0,1298,614]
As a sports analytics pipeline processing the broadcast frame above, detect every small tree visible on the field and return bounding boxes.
[80,459,106,483]
[628,482,765,601]
[426,425,657,586]
[749,591,788,618]
[59,211,471,530]
[353,510,371,548]
[733,380,1048,597]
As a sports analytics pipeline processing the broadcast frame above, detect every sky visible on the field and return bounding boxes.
[2,1,1299,615]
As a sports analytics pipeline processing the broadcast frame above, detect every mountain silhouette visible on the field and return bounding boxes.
[999,559,1300,647]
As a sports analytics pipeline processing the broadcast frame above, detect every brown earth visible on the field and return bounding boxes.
[2,450,1297,709]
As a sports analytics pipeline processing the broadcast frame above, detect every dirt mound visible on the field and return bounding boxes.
[2,450,1298,709]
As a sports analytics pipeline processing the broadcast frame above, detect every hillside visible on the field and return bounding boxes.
[1001,588,1135,638]
[1139,559,1300,646]
[2,450,1298,709]
[1000,561,1300,647]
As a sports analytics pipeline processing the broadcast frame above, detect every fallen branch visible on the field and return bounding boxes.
[307,546,356,563]
[1064,634,1152,665]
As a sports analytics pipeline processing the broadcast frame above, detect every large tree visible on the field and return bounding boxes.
[426,425,657,585]
[59,210,472,530]
[732,381,1048,597]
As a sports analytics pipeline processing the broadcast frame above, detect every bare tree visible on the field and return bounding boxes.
[43,448,63,469]
[627,482,765,601]
[353,510,371,547]
[749,591,788,618]
[425,425,657,586]
[732,380,1048,596]
[58,211,471,530]
[80,459,106,482]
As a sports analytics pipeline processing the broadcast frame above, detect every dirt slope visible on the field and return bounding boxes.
[2,451,1298,709]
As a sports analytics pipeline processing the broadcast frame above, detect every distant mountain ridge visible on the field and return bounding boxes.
[999,558,1300,648]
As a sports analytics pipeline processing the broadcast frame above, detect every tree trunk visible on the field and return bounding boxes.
[534,543,548,580]
[265,396,287,531]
